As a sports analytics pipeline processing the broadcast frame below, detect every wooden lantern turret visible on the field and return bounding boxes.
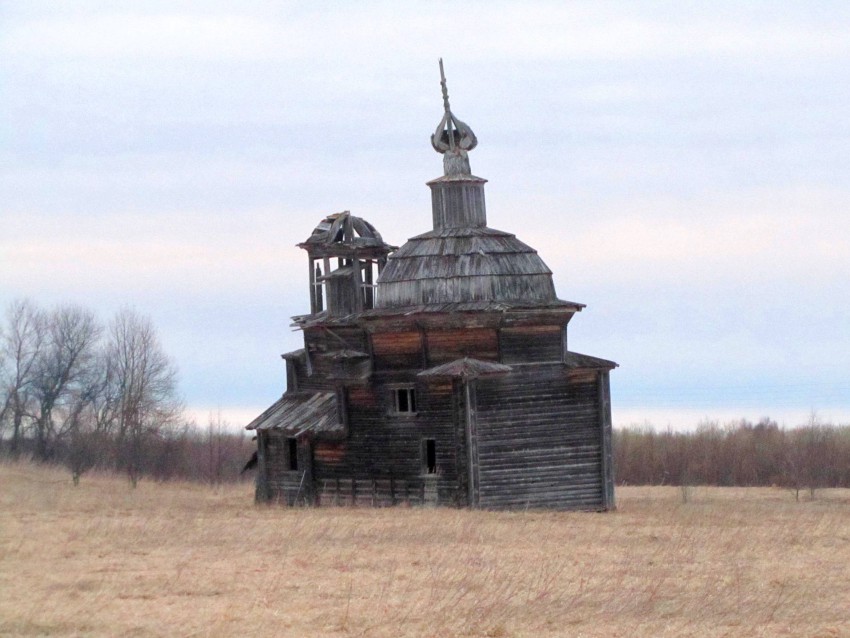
[298,211,396,317]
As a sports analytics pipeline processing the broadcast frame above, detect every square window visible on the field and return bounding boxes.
[392,387,417,414]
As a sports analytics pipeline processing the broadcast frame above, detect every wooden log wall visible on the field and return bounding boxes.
[292,356,336,392]
[371,331,422,371]
[426,328,498,364]
[313,477,440,507]
[268,317,607,509]
[474,366,604,510]
[308,379,462,506]
[499,325,563,364]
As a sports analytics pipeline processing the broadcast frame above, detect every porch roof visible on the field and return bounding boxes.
[245,392,344,437]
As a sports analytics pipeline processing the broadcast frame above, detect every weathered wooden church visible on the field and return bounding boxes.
[246,63,617,510]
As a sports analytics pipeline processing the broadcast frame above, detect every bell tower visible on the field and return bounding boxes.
[298,211,396,317]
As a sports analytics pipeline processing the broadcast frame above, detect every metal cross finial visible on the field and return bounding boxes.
[438,58,455,152]
[439,58,451,114]
[431,58,477,173]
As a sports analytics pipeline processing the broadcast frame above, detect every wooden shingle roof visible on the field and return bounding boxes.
[245,392,344,437]
[376,226,558,308]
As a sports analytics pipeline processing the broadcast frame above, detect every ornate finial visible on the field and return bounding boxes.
[439,58,451,117]
[431,59,477,176]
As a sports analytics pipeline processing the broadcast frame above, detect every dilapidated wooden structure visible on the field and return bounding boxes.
[247,62,617,510]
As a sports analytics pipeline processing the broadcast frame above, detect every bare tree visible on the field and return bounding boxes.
[0,300,46,457]
[105,308,182,486]
[206,412,230,485]
[28,305,102,461]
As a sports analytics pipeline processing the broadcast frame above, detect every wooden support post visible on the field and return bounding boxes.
[255,431,271,503]
[599,370,615,510]
[352,261,364,312]
[308,258,316,313]
[464,380,480,508]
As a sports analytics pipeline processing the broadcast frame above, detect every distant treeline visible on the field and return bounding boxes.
[614,418,850,497]
[2,420,255,484]
[9,415,849,497]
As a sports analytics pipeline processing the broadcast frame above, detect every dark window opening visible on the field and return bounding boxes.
[360,260,377,310]
[394,387,417,414]
[423,439,437,474]
[312,262,324,313]
[287,437,298,471]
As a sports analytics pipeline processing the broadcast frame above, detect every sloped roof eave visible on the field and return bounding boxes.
[563,351,619,370]
[418,357,513,379]
[245,392,345,438]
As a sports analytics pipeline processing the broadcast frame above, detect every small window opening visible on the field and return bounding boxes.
[313,262,324,313]
[287,437,299,471]
[423,439,437,474]
[360,260,377,310]
[394,387,417,414]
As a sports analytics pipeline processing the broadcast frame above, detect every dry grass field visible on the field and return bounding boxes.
[1,463,848,638]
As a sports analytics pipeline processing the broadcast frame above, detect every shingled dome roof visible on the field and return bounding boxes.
[376,226,558,308]
[375,62,560,309]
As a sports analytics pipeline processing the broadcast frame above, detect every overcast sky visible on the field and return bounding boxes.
[2,1,849,429]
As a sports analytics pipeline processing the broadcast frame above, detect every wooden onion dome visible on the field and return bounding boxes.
[376,60,558,309]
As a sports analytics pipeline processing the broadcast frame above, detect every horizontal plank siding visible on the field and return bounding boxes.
[474,365,604,510]
[427,328,498,364]
[499,325,563,364]
[292,355,336,392]
[371,331,423,371]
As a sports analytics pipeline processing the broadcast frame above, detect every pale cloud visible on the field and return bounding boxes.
[530,188,850,288]
[0,207,307,298]
[1,14,287,61]
[4,4,849,66]
[185,406,268,431]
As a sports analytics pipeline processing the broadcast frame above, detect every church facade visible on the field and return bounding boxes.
[246,64,617,510]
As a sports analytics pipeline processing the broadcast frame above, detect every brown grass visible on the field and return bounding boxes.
[1,463,849,637]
